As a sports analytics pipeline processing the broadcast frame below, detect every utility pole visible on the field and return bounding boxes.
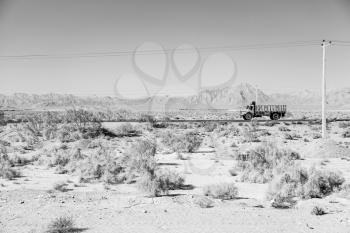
[255,85,258,104]
[321,40,331,138]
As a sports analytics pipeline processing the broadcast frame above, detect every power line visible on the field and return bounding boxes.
[0,40,320,60]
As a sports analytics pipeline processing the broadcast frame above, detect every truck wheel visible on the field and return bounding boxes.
[244,112,253,121]
[271,112,280,120]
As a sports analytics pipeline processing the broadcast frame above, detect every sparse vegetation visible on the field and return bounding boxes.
[203,182,238,200]
[122,138,185,196]
[52,181,69,192]
[0,148,21,180]
[311,206,327,215]
[194,196,214,208]
[267,165,345,208]
[160,129,202,153]
[342,128,350,138]
[46,216,75,233]
[235,142,300,183]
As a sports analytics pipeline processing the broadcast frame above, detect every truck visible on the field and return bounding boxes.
[240,101,287,120]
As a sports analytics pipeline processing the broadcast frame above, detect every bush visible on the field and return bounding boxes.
[113,123,137,136]
[203,182,238,200]
[303,168,345,198]
[122,138,157,177]
[267,165,345,208]
[278,126,291,132]
[161,130,202,153]
[0,149,21,180]
[52,181,69,192]
[138,169,185,196]
[342,129,350,138]
[311,206,327,215]
[155,169,185,191]
[194,196,214,208]
[242,126,260,143]
[204,122,217,132]
[46,216,75,233]
[64,109,102,139]
[267,165,308,208]
[78,148,126,184]
[338,122,350,129]
[235,143,300,183]
[284,132,302,140]
[214,124,240,137]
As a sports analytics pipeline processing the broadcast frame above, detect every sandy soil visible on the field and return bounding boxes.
[1,121,350,233]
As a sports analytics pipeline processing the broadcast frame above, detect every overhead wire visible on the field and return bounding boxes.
[0,40,320,60]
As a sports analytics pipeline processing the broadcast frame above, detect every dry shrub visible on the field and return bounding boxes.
[123,138,186,196]
[242,125,260,143]
[138,169,185,196]
[342,128,350,138]
[214,124,240,137]
[303,168,345,198]
[46,216,75,233]
[160,129,202,153]
[194,196,214,208]
[311,206,327,215]
[278,126,291,132]
[122,138,157,177]
[267,165,345,208]
[204,122,218,132]
[203,182,238,200]
[52,181,69,192]
[313,133,322,139]
[113,123,138,136]
[77,148,126,184]
[235,143,301,183]
[284,132,302,140]
[338,122,350,129]
[0,147,21,180]
[64,109,102,139]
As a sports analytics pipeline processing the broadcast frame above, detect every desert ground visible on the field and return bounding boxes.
[1,110,350,233]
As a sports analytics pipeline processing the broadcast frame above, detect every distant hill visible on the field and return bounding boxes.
[1,84,350,111]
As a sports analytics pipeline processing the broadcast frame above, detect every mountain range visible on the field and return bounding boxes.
[1,83,350,111]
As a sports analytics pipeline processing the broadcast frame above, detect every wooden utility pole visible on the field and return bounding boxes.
[322,40,331,138]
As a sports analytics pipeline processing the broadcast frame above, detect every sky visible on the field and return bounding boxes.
[0,0,350,97]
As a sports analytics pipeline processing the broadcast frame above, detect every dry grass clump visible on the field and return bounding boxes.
[42,142,126,184]
[138,169,185,196]
[202,182,238,200]
[112,123,139,136]
[13,109,102,145]
[278,126,291,132]
[338,121,350,129]
[203,122,218,132]
[46,216,75,233]
[235,142,301,183]
[52,181,69,192]
[341,128,350,138]
[77,148,126,184]
[160,129,202,153]
[311,206,327,215]
[241,123,260,143]
[214,124,240,137]
[267,165,345,208]
[123,138,186,196]
[0,147,21,180]
[284,132,302,140]
[193,196,214,208]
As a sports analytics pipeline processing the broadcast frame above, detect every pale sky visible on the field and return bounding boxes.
[0,0,350,97]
